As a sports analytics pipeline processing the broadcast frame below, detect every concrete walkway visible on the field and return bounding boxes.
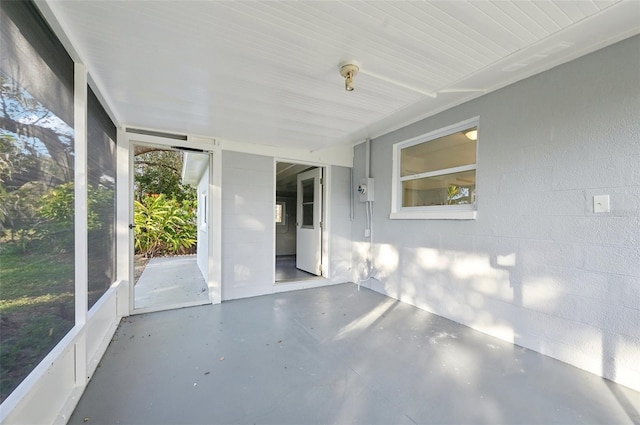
[70,283,639,424]
[135,255,209,311]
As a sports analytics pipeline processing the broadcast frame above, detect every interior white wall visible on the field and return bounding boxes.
[352,35,640,391]
[275,196,296,256]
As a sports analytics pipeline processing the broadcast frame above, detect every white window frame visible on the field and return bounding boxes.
[200,191,208,231]
[275,201,287,226]
[390,117,479,220]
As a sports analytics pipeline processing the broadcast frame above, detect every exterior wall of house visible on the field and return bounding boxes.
[352,35,640,390]
[222,152,275,300]
[221,152,353,300]
[327,164,354,284]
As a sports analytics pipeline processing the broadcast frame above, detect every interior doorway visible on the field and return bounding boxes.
[275,162,325,283]
[131,143,211,313]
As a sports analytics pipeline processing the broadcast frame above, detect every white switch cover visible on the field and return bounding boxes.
[593,195,610,213]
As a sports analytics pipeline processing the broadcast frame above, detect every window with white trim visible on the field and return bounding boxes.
[275,201,286,225]
[391,118,478,220]
[200,192,207,230]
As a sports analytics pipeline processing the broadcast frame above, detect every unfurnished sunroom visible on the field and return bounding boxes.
[0,1,639,424]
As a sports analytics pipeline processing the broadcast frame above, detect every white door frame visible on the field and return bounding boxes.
[118,131,221,315]
[273,159,331,284]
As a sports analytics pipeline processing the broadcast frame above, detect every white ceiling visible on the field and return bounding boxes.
[44,0,639,151]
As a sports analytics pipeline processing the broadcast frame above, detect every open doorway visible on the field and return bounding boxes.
[275,162,325,283]
[131,143,211,312]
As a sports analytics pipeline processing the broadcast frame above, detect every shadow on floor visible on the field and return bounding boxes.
[70,283,639,425]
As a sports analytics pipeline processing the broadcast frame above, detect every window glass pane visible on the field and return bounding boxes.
[0,0,75,402]
[301,178,314,227]
[275,203,283,223]
[87,87,116,309]
[302,204,313,226]
[401,128,477,177]
[201,193,207,226]
[402,170,476,207]
[302,178,314,203]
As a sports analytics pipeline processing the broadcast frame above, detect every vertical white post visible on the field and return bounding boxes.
[74,63,88,386]
[209,143,222,304]
[115,128,132,316]
[322,166,331,279]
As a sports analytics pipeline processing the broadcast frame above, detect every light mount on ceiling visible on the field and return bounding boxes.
[338,60,484,98]
[340,62,360,92]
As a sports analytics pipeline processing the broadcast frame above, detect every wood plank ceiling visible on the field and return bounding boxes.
[46,0,639,150]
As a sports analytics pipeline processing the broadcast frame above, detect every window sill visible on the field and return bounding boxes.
[389,209,477,220]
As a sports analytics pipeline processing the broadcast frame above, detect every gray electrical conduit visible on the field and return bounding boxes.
[358,138,374,291]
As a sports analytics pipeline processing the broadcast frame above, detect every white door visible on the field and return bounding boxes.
[296,168,322,275]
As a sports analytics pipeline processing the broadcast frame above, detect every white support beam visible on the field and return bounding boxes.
[208,148,222,305]
[73,63,88,386]
[116,128,132,316]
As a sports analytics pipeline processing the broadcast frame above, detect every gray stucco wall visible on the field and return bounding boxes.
[352,35,640,390]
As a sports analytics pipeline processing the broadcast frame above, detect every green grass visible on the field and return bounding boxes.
[0,243,74,302]
[0,241,75,402]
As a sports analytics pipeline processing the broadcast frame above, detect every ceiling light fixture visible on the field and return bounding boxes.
[340,62,359,92]
[464,129,478,141]
[337,61,483,98]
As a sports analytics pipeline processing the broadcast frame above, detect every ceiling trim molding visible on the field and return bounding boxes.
[220,138,353,168]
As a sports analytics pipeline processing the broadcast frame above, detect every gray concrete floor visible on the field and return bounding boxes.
[70,284,639,425]
[135,255,209,310]
[275,255,318,282]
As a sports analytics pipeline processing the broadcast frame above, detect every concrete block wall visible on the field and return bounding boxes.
[352,35,640,390]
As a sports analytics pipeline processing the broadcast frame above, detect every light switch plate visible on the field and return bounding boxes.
[593,195,610,213]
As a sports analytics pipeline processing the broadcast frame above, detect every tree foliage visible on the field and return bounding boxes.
[0,71,74,253]
[0,69,76,402]
[446,185,471,205]
[134,150,195,202]
[133,149,198,257]
[36,182,115,253]
[134,194,197,257]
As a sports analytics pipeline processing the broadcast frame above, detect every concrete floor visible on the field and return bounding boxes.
[70,284,639,425]
[275,255,318,282]
[135,255,209,311]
